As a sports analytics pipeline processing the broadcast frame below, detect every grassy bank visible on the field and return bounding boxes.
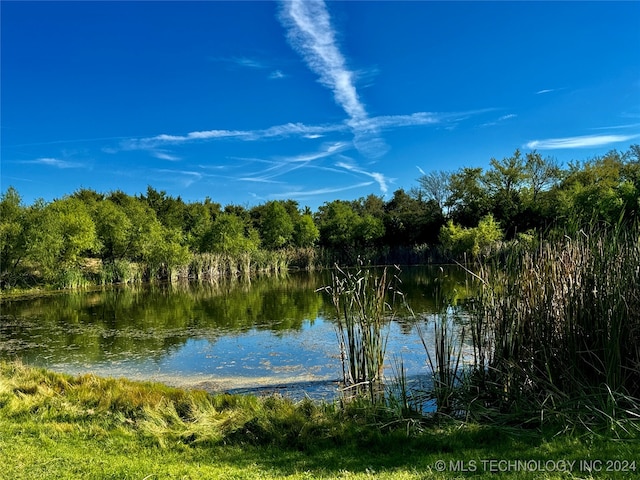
[1,361,638,479]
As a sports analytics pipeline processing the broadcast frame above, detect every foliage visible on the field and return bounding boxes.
[201,212,260,255]
[254,201,295,249]
[293,213,319,247]
[447,167,491,228]
[383,189,444,247]
[0,187,29,287]
[439,214,503,259]
[314,200,382,265]
[2,144,640,289]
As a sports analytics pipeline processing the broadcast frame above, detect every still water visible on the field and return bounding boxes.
[0,266,474,400]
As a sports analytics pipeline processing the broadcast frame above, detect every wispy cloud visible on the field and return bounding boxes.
[213,56,287,80]
[153,169,203,187]
[281,0,387,158]
[272,181,374,198]
[269,70,286,80]
[526,133,639,150]
[590,123,640,131]
[237,142,347,183]
[335,158,390,194]
[480,113,517,128]
[536,88,566,95]
[282,0,366,121]
[151,150,182,161]
[24,157,84,169]
[232,57,265,69]
[119,109,484,155]
[237,177,286,184]
[118,122,346,152]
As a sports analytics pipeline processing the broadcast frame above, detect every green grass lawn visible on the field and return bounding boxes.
[1,361,638,479]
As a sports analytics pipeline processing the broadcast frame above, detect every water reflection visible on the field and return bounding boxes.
[0,266,475,399]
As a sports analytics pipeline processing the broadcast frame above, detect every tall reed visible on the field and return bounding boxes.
[321,263,403,403]
[467,222,640,426]
[419,313,466,416]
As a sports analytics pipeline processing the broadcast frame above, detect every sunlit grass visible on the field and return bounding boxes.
[1,361,638,479]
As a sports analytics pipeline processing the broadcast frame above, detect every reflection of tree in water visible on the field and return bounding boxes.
[0,273,325,365]
[317,265,478,329]
[0,267,476,366]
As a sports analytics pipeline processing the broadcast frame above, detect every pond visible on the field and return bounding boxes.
[0,266,475,400]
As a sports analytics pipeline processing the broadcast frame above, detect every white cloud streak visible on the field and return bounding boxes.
[118,110,479,155]
[238,142,347,183]
[526,133,640,150]
[281,0,387,158]
[152,150,182,161]
[480,113,517,128]
[119,122,348,152]
[231,57,265,69]
[335,159,390,194]
[269,70,286,80]
[283,0,366,120]
[153,169,203,187]
[272,181,374,198]
[590,123,640,131]
[25,157,84,169]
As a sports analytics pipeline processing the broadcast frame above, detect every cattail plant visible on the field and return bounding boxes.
[419,313,466,416]
[467,222,640,426]
[320,263,403,404]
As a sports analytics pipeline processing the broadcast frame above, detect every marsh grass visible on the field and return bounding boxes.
[465,223,640,430]
[320,263,405,404]
[419,314,466,417]
[188,250,295,280]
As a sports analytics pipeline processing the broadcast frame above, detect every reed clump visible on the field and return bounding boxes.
[321,263,404,404]
[466,223,640,429]
[419,313,466,417]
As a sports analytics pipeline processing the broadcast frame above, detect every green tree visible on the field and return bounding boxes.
[256,201,295,249]
[202,213,260,255]
[555,149,636,225]
[439,214,503,258]
[384,189,444,247]
[353,213,385,248]
[523,151,561,203]
[183,200,218,252]
[315,200,361,250]
[484,150,526,236]
[447,167,491,227]
[141,186,187,231]
[93,199,132,261]
[93,193,165,263]
[293,214,319,247]
[0,187,28,285]
[25,197,98,281]
[146,226,190,278]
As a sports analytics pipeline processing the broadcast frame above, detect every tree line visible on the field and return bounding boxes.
[1,145,638,289]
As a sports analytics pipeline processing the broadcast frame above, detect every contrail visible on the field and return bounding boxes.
[280,0,387,158]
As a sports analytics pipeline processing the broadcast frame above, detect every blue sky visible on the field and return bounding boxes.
[2,1,639,210]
